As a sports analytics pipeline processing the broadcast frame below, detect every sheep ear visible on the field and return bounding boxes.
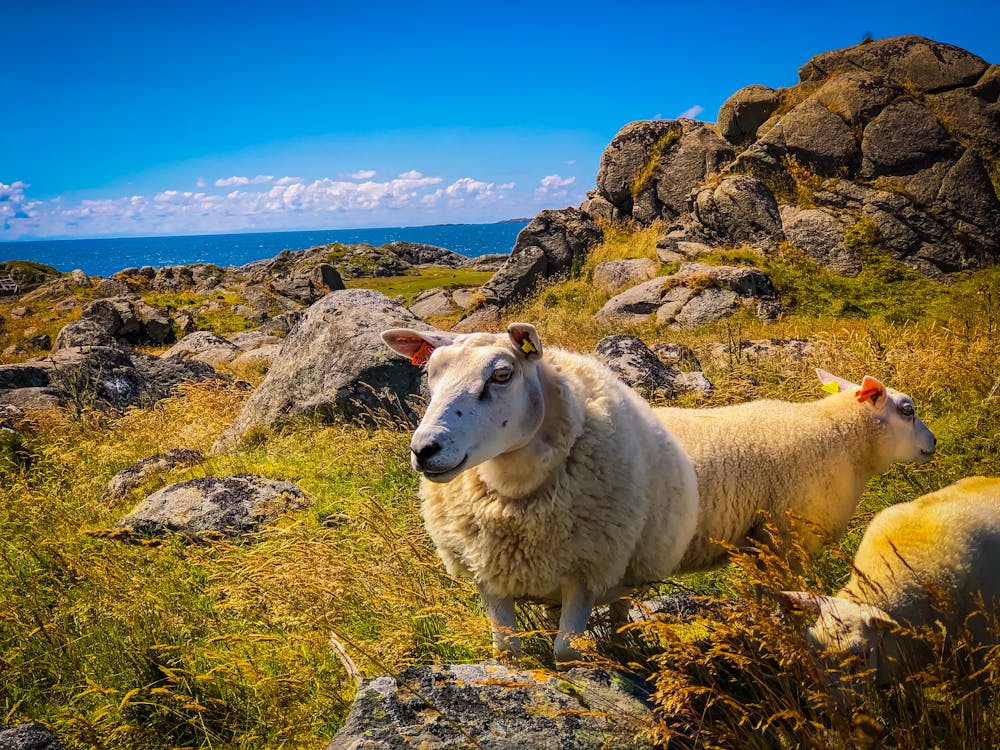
[776,591,828,614]
[381,328,458,366]
[816,368,860,395]
[508,322,542,360]
[855,375,887,408]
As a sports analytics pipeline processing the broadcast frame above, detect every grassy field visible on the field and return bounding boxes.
[1,224,999,748]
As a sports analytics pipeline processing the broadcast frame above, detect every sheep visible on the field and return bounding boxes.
[780,476,1000,687]
[655,369,936,572]
[381,322,699,663]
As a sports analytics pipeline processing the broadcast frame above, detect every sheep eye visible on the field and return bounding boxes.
[491,368,513,384]
[899,403,915,418]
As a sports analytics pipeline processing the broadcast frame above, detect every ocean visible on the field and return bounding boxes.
[0,221,529,279]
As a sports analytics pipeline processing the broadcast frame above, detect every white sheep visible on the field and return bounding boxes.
[381,322,699,662]
[655,369,936,572]
[780,476,1000,686]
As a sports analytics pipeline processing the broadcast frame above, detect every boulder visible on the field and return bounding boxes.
[762,98,859,175]
[594,276,674,326]
[0,387,61,409]
[477,208,602,308]
[44,343,218,412]
[271,275,320,305]
[116,474,310,540]
[798,35,988,93]
[53,296,174,348]
[860,99,960,179]
[217,290,431,449]
[163,331,241,366]
[591,258,659,294]
[0,722,66,750]
[595,120,735,224]
[100,448,205,503]
[0,365,50,391]
[313,263,345,292]
[408,288,461,319]
[327,663,658,750]
[692,176,784,248]
[597,263,780,328]
[780,206,861,275]
[812,71,902,125]
[595,335,712,399]
[95,277,139,299]
[717,85,783,146]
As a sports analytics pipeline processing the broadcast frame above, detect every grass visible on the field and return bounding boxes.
[343,267,494,303]
[2,223,1000,747]
[631,127,682,199]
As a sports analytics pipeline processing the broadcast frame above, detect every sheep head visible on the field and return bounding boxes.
[815,369,936,467]
[778,590,903,690]
[382,323,546,483]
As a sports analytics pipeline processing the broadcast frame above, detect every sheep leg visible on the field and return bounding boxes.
[554,581,596,665]
[477,584,520,660]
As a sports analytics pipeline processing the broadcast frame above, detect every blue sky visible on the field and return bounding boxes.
[2,0,998,240]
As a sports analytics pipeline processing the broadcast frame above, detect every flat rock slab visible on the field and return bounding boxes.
[116,474,310,540]
[327,663,657,750]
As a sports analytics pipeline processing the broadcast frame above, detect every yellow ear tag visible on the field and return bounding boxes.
[821,381,840,394]
[520,339,537,355]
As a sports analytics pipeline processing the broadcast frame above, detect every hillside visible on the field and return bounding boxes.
[1,34,999,749]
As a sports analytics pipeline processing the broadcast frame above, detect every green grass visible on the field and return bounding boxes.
[345,267,494,302]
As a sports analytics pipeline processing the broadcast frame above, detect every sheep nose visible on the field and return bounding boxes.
[412,441,443,470]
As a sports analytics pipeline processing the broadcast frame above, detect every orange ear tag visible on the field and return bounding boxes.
[410,340,434,366]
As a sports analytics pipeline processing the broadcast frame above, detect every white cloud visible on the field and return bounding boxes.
[534,174,577,201]
[422,177,515,208]
[1,170,551,239]
[678,105,705,119]
[195,177,207,188]
[0,180,31,228]
[344,169,377,180]
[215,176,249,187]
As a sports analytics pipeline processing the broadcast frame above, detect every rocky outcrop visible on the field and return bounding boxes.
[217,290,430,449]
[53,296,174,350]
[1,318,219,412]
[588,119,735,226]
[327,663,658,750]
[595,263,780,328]
[100,448,205,503]
[582,36,999,279]
[479,208,601,306]
[116,475,309,540]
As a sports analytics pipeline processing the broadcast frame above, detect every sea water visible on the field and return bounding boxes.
[0,221,528,278]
